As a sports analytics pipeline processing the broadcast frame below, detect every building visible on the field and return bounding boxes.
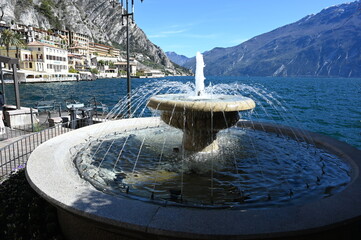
[69,32,90,49]
[28,41,68,74]
[114,60,137,76]
[68,46,89,71]
[0,41,77,82]
[12,25,66,49]
[89,42,121,58]
[89,42,110,57]
[143,69,165,78]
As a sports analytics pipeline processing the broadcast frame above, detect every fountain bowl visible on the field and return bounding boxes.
[26,117,361,240]
[147,94,256,112]
[147,94,256,151]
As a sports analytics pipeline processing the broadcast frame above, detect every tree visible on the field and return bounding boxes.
[0,29,25,57]
[13,32,26,59]
[0,29,16,57]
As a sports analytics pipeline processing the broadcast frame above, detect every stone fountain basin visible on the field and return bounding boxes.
[26,117,361,240]
[147,94,256,112]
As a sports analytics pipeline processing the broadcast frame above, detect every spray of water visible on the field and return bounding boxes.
[195,52,205,96]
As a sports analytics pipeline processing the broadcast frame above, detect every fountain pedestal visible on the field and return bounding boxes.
[161,110,240,151]
[147,94,256,152]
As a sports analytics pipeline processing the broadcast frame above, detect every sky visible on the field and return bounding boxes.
[133,0,354,58]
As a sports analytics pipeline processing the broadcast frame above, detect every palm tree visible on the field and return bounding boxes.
[13,32,26,59]
[0,29,25,57]
[0,29,16,57]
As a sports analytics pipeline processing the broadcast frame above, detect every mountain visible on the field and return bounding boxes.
[165,51,190,66]
[184,1,361,77]
[0,0,187,74]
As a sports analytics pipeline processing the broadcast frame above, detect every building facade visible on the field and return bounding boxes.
[28,41,68,74]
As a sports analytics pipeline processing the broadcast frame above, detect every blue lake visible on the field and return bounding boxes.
[3,76,361,149]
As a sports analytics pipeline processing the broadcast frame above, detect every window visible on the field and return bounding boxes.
[29,62,33,68]
[38,48,41,51]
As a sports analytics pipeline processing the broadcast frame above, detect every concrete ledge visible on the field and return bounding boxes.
[26,118,361,240]
[4,105,38,128]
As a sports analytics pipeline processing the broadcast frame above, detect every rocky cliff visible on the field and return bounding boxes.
[1,0,183,73]
[183,1,361,78]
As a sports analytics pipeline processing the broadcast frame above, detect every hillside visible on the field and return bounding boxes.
[0,0,188,74]
[184,1,361,77]
[166,51,190,66]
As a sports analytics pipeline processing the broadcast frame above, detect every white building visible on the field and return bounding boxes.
[19,41,76,82]
[27,41,69,74]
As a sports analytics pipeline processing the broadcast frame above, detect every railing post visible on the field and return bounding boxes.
[12,63,21,109]
[30,107,34,132]
[70,107,77,129]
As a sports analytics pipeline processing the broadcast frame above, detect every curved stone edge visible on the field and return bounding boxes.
[147,94,256,112]
[26,117,361,240]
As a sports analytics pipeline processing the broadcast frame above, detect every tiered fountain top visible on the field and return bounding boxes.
[148,52,256,113]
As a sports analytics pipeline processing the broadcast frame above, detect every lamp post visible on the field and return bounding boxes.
[111,0,143,117]
[123,0,132,118]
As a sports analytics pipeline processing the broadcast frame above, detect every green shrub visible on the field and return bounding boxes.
[69,66,78,73]
[90,68,99,74]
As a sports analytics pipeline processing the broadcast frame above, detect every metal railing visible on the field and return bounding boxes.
[0,117,95,177]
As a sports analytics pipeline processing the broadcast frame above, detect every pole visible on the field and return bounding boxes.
[30,107,34,132]
[126,0,132,117]
[0,63,5,104]
[12,64,21,109]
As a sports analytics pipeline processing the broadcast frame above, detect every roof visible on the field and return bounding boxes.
[114,61,136,66]
[68,46,88,50]
[28,41,60,49]
[89,42,113,49]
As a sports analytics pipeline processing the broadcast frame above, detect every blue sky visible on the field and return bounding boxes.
[135,0,354,58]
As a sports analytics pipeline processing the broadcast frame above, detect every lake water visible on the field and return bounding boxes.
[3,76,361,149]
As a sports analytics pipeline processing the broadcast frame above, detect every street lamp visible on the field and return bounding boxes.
[111,0,143,117]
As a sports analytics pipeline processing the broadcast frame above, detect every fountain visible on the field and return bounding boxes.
[26,52,361,239]
[147,52,255,152]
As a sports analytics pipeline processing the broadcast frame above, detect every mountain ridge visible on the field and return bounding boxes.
[183,1,361,77]
[165,51,190,66]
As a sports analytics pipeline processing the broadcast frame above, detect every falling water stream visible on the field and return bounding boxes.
[72,78,352,209]
[73,53,352,209]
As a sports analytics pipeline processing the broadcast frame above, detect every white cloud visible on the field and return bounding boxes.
[185,33,218,39]
[161,29,187,34]
[148,34,167,38]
